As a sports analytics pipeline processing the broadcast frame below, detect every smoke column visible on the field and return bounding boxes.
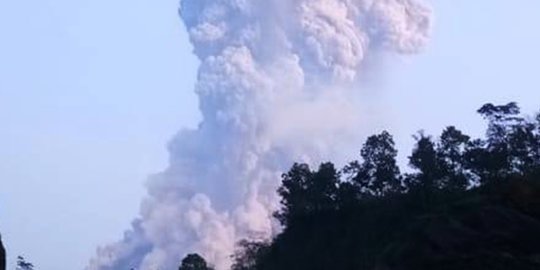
[88,0,431,269]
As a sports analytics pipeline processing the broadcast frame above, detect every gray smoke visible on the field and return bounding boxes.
[87,0,432,269]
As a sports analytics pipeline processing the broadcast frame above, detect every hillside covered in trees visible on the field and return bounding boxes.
[3,102,540,269]
[181,102,540,270]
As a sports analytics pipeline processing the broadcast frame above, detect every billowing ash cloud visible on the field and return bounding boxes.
[87,1,431,269]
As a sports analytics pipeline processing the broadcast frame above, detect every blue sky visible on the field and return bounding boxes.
[1,1,540,269]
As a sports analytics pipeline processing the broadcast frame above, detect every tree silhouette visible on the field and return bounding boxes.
[437,126,471,190]
[275,163,312,225]
[275,163,339,225]
[408,133,442,191]
[307,163,339,212]
[476,102,522,179]
[346,131,401,196]
[232,240,270,270]
[178,253,213,270]
[478,102,521,139]
[468,102,540,181]
[199,102,540,270]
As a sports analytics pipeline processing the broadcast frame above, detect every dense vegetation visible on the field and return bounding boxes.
[3,102,540,270]
[182,102,540,270]
[178,254,215,270]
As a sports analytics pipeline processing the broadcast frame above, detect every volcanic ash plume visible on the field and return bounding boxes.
[87,0,432,269]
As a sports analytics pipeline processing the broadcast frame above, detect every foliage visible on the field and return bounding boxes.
[231,240,270,270]
[179,253,214,270]
[275,163,340,225]
[230,102,540,270]
[345,131,402,196]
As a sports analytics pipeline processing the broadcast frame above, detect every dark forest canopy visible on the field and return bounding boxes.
[270,102,540,226]
[178,253,214,270]
[180,102,540,270]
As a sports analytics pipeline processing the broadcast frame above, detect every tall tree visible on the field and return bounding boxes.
[409,133,442,190]
[179,253,213,270]
[348,131,401,196]
[507,119,537,174]
[307,163,339,212]
[475,102,540,178]
[463,138,490,184]
[476,102,522,178]
[276,163,340,225]
[275,163,313,225]
[436,126,471,190]
[478,102,521,144]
